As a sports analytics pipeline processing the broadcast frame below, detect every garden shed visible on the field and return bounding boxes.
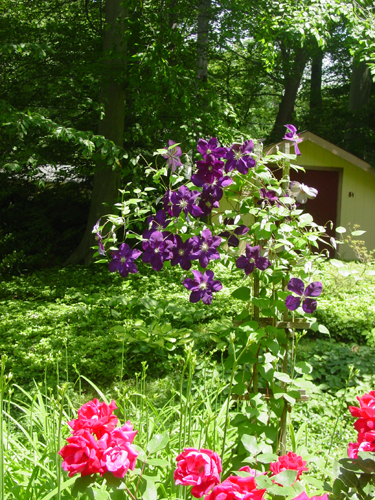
[264,131,375,260]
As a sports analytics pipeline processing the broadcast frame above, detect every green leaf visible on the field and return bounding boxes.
[336,226,346,233]
[241,434,260,455]
[232,287,251,301]
[271,470,298,487]
[273,372,292,384]
[318,324,330,335]
[257,453,278,463]
[351,230,366,236]
[147,432,169,454]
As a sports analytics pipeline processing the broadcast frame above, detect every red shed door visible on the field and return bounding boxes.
[290,169,340,256]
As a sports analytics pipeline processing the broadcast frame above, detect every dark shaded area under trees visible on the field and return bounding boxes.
[1,0,374,274]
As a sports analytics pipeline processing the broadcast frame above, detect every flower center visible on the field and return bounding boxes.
[207,149,211,154]
[154,248,160,254]
[179,249,184,256]
[206,202,211,208]
[201,243,209,252]
[208,166,212,171]
[121,257,126,263]
[199,282,207,290]
[234,150,243,160]
[180,200,188,208]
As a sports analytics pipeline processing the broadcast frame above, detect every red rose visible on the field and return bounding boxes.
[349,391,375,419]
[68,399,118,438]
[204,475,266,500]
[269,452,308,483]
[174,448,222,498]
[100,442,138,478]
[59,429,109,477]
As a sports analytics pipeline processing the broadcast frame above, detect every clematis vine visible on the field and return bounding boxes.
[198,190,220,216]
[220,224,249,247]
[108,243,142,278]
[183,270,223,305]
[283,124,303,156]
[162,140,183,172]
[236,244,271,275]
[197,137,227,159]
[285,278,322,314]
[290,181,318,204]
[258,188,279,206]
[93,219,105,256]
[225,140,256,174]
[190,228,221,268]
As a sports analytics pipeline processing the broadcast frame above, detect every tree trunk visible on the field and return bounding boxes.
[310,48,323,109]
[66,0,126,265]
[348,59,372,113]
[196,0,211,83]
[269,47,308,143]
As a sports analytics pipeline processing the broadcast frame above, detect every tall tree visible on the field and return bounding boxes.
[66,0,127,265]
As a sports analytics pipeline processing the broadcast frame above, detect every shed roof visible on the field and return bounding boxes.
[265,130,373,175]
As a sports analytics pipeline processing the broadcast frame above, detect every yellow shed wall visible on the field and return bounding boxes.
[292,140,375,259]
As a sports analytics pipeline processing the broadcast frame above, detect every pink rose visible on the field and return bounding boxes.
[68,399,118,438]
[292,493,329,500]
[101,443,138,478]
[174,448,222,498]
[354,417,375,433]
[347,441,359,459]
[269,452,308,483]
[204,475,266,500]
[58,429,109,477]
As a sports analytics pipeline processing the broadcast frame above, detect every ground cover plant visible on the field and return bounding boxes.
[2,129,375,499]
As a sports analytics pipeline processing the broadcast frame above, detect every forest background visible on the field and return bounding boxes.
[0,0,375,274]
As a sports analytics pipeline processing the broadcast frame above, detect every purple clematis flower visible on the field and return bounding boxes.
[220,224,249,247]
[258,188,279,206]
[162,140,183,172]
[225,140,256,174]
[92,219,105,256]
[170,185,204,219]
[170,235,195,271]
[289,181,318,204]
[108,243,142,278]
[142,231,173,271]
[198,190,220,215]
[283,124,303,156]
[197,137,227,159]
[236,244,271,275]
[196,175,233,203]
[183,270,223,305]
[191,154,224,186]
[285,278,322,314]
[143,209,171,239]
[190,228,221,268]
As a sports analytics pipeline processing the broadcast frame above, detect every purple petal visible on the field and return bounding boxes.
[287,278,304,296]
[201,292,213,305]
[234,225,249,236]
[189,290,202,303]
[204,270,215,281]
[302,298,317,314]
[241,139,254,154]
[200,254,210,268]
[243,263,255,275]
[190,205,204,217]
[294,142,301,156]
[191,270,203,282]
[285,295,301,311]
[236,158,250,175]
[202,228,213,241]
[108,260,120,273]
[183,278,198,291]
[211,280,223,292]
[255,257,271,271]
[127,263,138,274]
[236,255,249,270]
[225,158,236,173]
[284,124,297,134]
[130,249,142,260]
[118,266,129,278]
[150,255,163,271]
[305,282,323,298]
